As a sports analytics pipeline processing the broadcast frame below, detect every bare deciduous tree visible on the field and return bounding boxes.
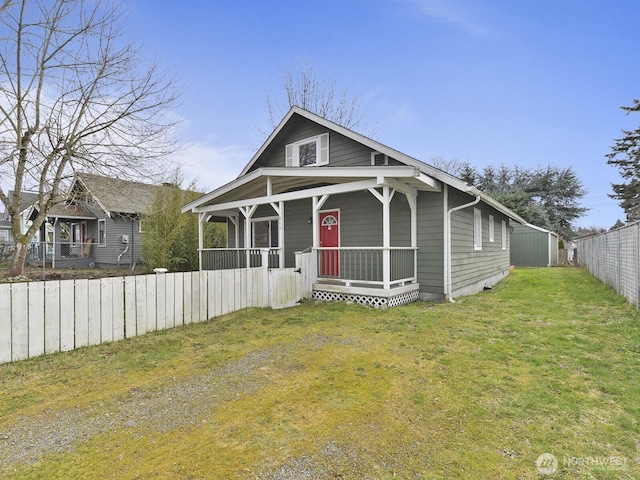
[0,0,180,276]
[266,61,373,135]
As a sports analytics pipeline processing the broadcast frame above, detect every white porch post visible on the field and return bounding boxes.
[239,205,258,267]
[382,185,391,290]
[407,192,417,283]
[270,200,285,268]
[198,213,205,270]
[278,201,284,268]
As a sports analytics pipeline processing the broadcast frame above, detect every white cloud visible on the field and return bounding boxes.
[171,142,253,193]
[399,0,487,35]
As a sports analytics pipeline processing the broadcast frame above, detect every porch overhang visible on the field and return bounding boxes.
[183,166,440,215]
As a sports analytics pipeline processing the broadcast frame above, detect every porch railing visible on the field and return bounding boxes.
[200,248,281,270]
[315,247,417,287]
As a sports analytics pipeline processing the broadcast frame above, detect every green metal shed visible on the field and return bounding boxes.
[510,222,559,267]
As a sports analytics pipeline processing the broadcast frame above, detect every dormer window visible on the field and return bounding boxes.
[286,133,329,167]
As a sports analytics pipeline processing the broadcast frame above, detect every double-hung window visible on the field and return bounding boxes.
[489,215,495,243]
[473,208,482,251]
[98,219,106,246]
[501,220,507,250]
[252,218,279,248]
[285,133,329,167]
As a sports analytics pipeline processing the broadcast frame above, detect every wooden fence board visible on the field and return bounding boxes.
[135,276,147,335]
[87,280,101,346]
[44,281,61,354]
[0,284,12,363]
[28,282,45,358]
[111,277,124,341]
[165,273,175,329]
[75,279,89,348]
[191,271,200,324]
[146,276,157,332]
[124,276,137,338]
[174,272,184,327]
[220,270,230,315]
[100,278,113,343]
[11,283,28,361]
[199,271,208,322]
[156,274,166,331]
[183,272,192,324]
[59,280,75,351]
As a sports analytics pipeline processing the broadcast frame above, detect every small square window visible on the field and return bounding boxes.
[299,141,317,166]
[286,133,329,167]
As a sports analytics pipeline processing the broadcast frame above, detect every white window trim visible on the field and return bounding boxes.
[138,217,145,233]
[97,219,107,246]
[473,208,482,251]
[251,216,279,248]
[285,133,329,167]
[489,215,495,243]
[501,220,507,250]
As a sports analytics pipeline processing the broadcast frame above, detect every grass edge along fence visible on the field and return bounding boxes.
[576,222,640,309]
[0,265,305,365]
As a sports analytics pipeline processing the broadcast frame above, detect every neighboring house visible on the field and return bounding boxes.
[14,173,158,268]
[510,222,559,267]
[182,106,529,306]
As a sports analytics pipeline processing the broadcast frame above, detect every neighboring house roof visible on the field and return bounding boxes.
[47,201,97,220]
[184,106,528,225]
[513,222,558,237]
[72,173,159,217]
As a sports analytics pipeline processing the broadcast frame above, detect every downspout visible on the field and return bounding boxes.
[446,192,481,303]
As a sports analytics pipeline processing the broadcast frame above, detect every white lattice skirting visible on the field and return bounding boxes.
[312,288,420,308]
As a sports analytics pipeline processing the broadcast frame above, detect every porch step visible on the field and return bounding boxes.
[312,283,420,308]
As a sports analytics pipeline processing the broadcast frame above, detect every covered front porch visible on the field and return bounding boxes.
[187,166,440,306]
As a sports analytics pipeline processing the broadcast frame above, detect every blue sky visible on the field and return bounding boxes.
[128,0,640,229]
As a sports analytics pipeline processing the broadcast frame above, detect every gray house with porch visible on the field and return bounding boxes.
[182,107,527,306]
[29,173,157,268]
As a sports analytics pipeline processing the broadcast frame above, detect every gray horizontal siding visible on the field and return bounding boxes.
[416,191,445,294]
[449,189,510,292]
[250,115,403,170]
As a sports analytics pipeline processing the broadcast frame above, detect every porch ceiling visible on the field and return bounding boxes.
[186,166,440,214]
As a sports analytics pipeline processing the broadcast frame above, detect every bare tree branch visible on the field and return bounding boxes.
[0,0,181,276]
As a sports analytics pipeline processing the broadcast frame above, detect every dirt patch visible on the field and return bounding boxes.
[0,266,147,283]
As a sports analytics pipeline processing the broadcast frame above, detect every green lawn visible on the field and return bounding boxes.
[1,267,638,479]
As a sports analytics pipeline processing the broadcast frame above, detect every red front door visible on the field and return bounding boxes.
[319,210,339,276]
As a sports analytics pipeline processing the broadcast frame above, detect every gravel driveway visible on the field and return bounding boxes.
[0,334,371,479]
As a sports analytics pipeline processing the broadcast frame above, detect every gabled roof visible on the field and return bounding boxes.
[7,190,39,216]
[72,173,159,217]
[186,106,528,224]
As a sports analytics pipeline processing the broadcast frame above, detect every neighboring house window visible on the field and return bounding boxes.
[285,133,329,167]
[98,219,106,246]
[252,218,279,248]
[72,222,81,245]
[489,215,495,242]
[501,220,507,250]
[0,229,10,242]
[138,218,144,233]
[473,208,482,251]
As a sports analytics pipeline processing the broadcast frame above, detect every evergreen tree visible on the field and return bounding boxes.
[607,99,640,222]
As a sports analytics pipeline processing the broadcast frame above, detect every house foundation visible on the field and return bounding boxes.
[312,282,420,308]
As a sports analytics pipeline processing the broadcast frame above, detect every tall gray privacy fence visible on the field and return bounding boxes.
[0,256,314,364]
[576,223,640,308]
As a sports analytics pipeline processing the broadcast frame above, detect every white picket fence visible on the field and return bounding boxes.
[0,256,315,364]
